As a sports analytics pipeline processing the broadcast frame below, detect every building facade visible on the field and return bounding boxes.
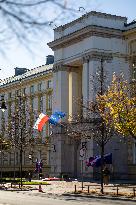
[0,63,53,177]
[0,11,136,180]
[48,11,136,179]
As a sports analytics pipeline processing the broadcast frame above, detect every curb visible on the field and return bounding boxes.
[63,193,136,202]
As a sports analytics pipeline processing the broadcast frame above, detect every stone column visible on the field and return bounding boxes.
[69,69,81,120]
[53,65,69,116]
[82,57,89,118]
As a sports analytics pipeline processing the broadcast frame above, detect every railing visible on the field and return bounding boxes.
[74,184,136,197]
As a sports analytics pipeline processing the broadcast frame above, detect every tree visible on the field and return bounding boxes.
[3,93,47,184]
[0,0,90,51]
[0,135,11,178]
[97,74,136,139]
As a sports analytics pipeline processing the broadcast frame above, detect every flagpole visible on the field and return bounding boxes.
[100,58,104,194]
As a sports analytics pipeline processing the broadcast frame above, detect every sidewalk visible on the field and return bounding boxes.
[3,180,136,201]
[29,181,136,198]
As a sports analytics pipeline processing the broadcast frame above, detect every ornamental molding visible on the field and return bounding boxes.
[53,63,79,73]
[48,25,123,51]
[82,51,113,63]
[54,11,127,32]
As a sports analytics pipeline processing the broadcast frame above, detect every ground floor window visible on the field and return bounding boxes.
[133,140,136,164]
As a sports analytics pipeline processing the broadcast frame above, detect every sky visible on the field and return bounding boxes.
[0,0,136,80]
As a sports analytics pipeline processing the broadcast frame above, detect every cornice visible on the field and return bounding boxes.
[53,63,79,73]
[0,68,53,88]
[0,73,53,92]
[53,51,130,71]
[123,27,136,38]
[54,11,127,32]
[82,51,113,63]
[48,25,123,50]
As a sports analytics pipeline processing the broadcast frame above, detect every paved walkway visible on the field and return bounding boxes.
[3,181,136,199]
[26,181,136,197]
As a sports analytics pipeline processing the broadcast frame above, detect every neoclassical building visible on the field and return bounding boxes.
[0,59,53,177]
[48,11,136,179]
[0,11,136,180]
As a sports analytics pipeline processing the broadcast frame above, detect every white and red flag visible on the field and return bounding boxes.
[33,113,49,132]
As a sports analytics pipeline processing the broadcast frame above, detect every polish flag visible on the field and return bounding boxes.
[33,113,49,131]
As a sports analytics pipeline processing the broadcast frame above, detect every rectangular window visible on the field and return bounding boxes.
[1,95,4,100]
[42,125,46,143]
[40,96,43,111]
[9,152,12,165]
[8,92,12,99]
[47,123,52,136]
[23,88,26,95]
[132,62,136,80]
[15,89,21,97]
[8,104,11,116]
[23,151,25,165]
[47,80,52,89]
[38,83,42,91]
[16,152,18,165]
[133,141,136,164]
[47,95,52,109]
[37,150,42,161]
[30,85,34,94]
[31,98,34,110]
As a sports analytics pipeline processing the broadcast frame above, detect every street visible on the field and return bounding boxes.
[0,191,136,205]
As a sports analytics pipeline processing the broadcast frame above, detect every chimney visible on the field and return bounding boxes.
[14,67,29,76]
[46,55,54,65]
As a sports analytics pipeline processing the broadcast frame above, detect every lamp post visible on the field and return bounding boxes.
[0,97,7,178]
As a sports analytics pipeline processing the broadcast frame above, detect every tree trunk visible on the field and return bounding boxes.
[100,133,104,194]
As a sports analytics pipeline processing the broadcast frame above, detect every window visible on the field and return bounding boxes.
[133,140,136,164]
[23,88,26,95]
[8,104,11,116]
[42,125,46,143]
[31,98,34,110]
[39,96,43,111]
[132,62,136,80]
[47,80,52,89]
[16,152,19,165]
[8,92,12,99]
[38,83,42,91]
[15,89,21,96]
[47,95,52,109]
[9,152,12,165]
[30,85,34,94]
[23,151,25,165]
[37,150,42,161]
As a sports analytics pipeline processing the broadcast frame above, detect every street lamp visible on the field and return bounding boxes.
[0,97,7,179]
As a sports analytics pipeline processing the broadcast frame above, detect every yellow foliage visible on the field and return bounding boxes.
[96,74,136,139]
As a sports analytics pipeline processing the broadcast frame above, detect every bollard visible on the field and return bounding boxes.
[39,184,43,192]
[11,183,12,188]
[74,185,77,193]
[19,183,21,189]
[133,188,135,197]
[117,186,119,196]
[88,186,90,193]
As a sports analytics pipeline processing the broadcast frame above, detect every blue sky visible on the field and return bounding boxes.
[0,0,135,79]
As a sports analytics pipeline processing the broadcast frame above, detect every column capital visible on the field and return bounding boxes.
[53,63,79,73]
[53,63,67,73]
[82,51,113,63]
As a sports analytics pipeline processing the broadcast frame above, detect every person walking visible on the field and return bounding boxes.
[28,172,31,182]
[103,166,110,185]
